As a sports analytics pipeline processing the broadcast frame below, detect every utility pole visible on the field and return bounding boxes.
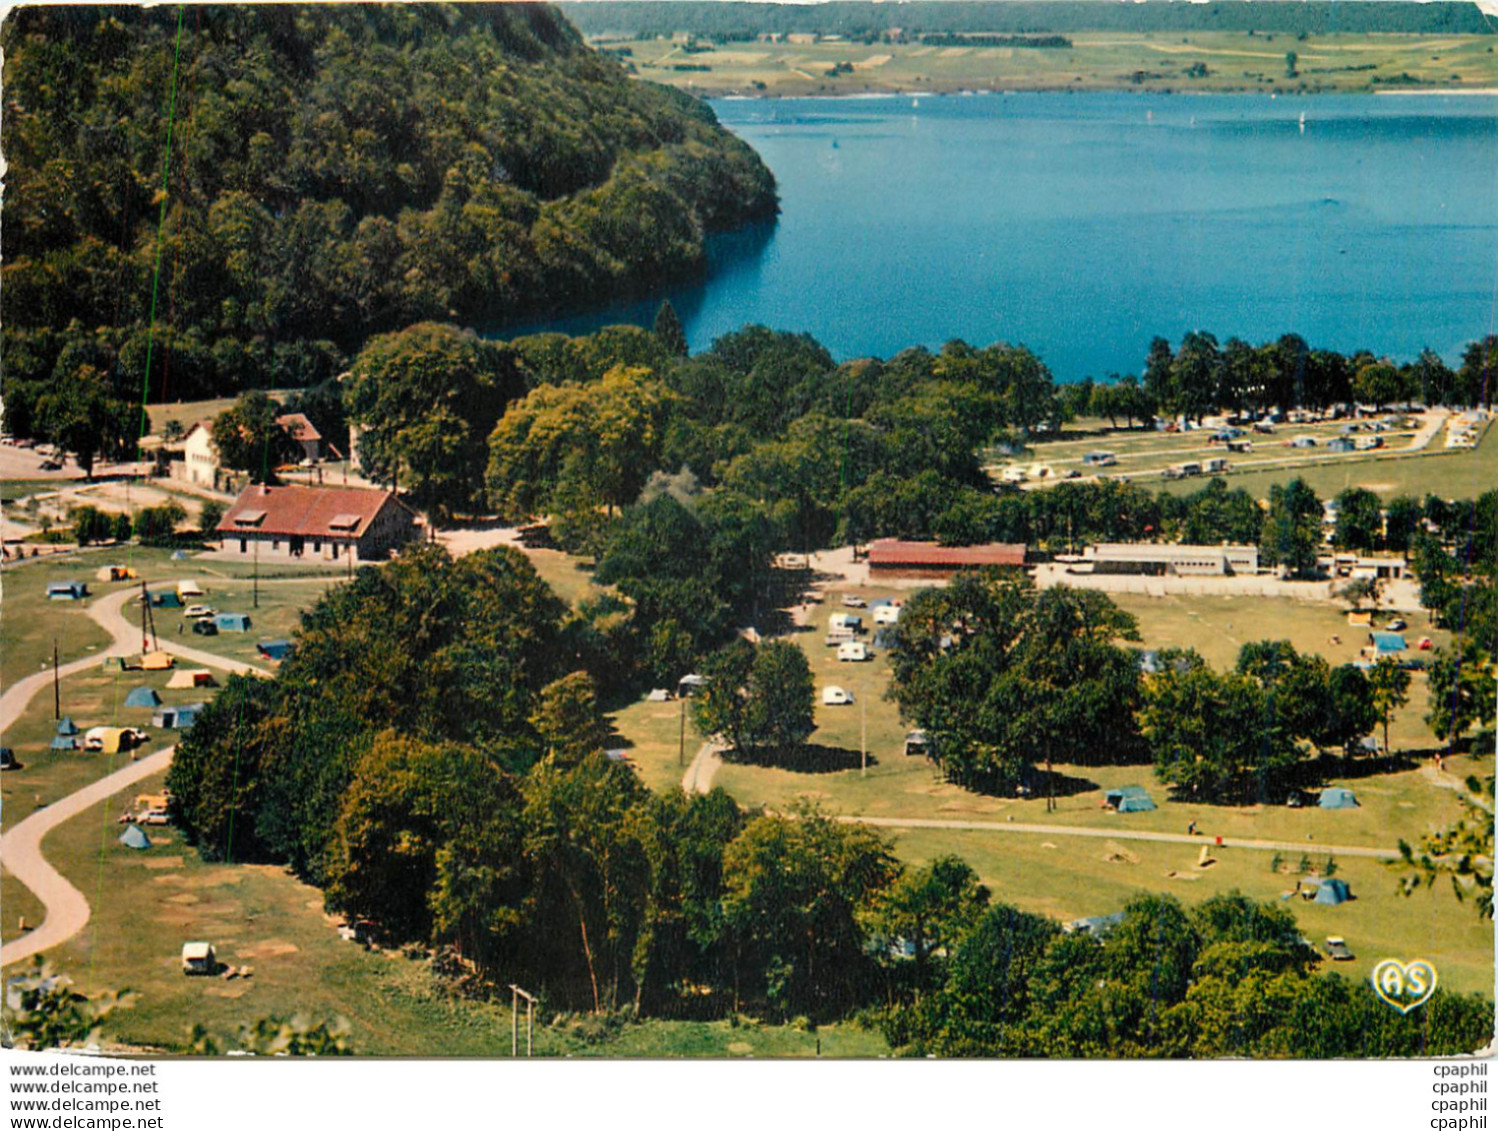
[52,638,60,720]
[509,985,537,1057]
[860,695,867,777]
[253,537,260,609]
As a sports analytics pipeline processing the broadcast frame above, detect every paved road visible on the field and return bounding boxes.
[838,814,1401,859]
[1,587,267,968]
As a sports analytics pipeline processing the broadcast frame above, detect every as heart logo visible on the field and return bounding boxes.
[1371,958,1438,1014]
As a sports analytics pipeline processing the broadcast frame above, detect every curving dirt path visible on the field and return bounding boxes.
[682,741,725,795]
[1,586,267,968]
[838,814,1401,859]
[1,748,175,967]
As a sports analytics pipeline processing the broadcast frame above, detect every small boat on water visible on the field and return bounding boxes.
[1299,111,1307,134]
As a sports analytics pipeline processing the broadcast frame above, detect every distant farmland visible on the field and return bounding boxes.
[602,31,1498,96]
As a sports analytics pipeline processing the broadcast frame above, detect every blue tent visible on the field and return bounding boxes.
[1106,786,1157,813]
[150,591,183,608]
[1320,787,1359,809]
[47,581,88,600]
[50,736,77,751]
[56,716,79,736]
[170,550,189,561]
[256,639,294,661]
[214,612,252,632]
[124,687,162,708]
[1312,876,1352,905]
[118,825,150,850]
[1370,632,1407,655]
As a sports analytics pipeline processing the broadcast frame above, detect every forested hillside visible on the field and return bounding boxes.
[0,3,776,413]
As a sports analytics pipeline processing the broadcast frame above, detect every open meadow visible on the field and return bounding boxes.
[617,31,1498,96]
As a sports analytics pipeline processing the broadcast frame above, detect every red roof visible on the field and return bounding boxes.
[217,484,403,540]
[275,413,322,443]
[867,539,1026,569]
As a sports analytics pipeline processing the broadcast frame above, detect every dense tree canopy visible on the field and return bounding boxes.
[888,572,1145,792]
[1,3,776,403]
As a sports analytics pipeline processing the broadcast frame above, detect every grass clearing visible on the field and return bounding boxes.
[0,549,120,689]
[890,822,1493,996]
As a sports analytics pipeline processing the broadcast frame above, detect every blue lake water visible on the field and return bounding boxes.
[523,92,1498,382]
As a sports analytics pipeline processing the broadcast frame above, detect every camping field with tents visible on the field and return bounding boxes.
[1,531,1491,1050]
[610,581,1490,994]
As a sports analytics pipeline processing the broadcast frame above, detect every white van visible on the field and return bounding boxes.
[837,641,869,663]
[872,605,900,626]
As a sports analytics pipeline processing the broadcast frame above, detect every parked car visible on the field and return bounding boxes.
[1386,618,1407,631]
[1324,937,1354,962]
[141,809,171,826]
[191,619,219,636]
[182,604,216,619]
[841,596,867,608]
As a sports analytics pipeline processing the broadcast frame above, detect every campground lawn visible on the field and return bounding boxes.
[612,586,1493,996]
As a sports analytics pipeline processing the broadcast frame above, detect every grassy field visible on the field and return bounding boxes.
[1163,420,1498,502]
[0,550,120,690]
[891,817,1493,996]
[618,31,1498,96]
[613,586,1492,994]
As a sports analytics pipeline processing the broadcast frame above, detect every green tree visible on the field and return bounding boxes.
[1143,652,1298,802]
[198,499,225,537]
[346,323,526,521]
[1367,657,1412,758]
[875,854,990,993]
[521,752,652,1013]
[887,572,1144,793]
[1332,487,1384,551]
[70,504,112,546]
[1353,360,1408,410]
[132,500,188,544]
[486,366,678,522]
[1260,478,1322,576]
[530,671,612,768]
[654,299,689,358]
[1427,638,1496,749]
[722,804,898,1018]
[35,365,134,480]
[211,391,299,484]
[692,638,815,760]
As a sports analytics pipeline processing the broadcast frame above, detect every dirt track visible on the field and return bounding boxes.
[0,588,266,968]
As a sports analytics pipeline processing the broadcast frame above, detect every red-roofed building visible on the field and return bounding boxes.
[275,413,323,462]
[866,539,1027,579]
[216,484,420,563]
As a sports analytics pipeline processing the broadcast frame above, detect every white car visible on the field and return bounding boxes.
[182,605,216,619]
[822,686,854,706]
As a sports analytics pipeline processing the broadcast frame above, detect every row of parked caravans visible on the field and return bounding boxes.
[1161,458,1230,480]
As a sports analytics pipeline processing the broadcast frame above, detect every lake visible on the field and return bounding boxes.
[521,92,1498,382]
